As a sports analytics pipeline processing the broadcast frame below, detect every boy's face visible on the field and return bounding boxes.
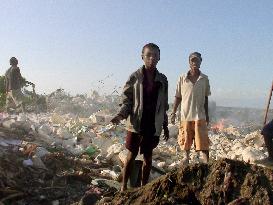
[142,47,160,69]
[189,56,201,70]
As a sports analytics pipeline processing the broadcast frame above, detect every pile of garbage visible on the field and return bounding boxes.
[0,90,126,204]
[0,89,272,204]
[46,89,121,117]
[0,121,124,204]
[110,158,273,205]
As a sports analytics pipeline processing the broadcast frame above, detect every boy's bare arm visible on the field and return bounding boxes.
[170,97,181,124]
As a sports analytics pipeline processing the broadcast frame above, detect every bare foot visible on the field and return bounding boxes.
[120,185,127,192]
[201,151,209,163]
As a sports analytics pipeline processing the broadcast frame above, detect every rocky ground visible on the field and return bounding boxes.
[0,89,272,205]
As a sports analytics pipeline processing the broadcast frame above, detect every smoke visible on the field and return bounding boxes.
[212,106,273,132]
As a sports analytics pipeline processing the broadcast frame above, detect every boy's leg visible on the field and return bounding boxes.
[182,150,190,165]
[5,92,13,113]
[12,90,25,113]
[141,152,152,186]
[201,150,209,163]
[178,121,194,165]
[122,132,141,191]
[121,150,137,191]
[195,120,210,163]
[139,132,159,186]
[19,103,26,113]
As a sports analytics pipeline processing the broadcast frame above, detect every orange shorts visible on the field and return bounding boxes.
[178,120,209,151]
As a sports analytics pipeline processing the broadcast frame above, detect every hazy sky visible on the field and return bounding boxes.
[0,1,272,108]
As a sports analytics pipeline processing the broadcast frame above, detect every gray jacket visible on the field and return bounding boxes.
[118,67,168,136]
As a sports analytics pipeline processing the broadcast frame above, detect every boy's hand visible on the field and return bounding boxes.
[163,126,169,141]
[170,113,176,125]
[111,115,123,125]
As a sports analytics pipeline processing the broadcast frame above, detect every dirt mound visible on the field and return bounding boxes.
[110,159,273,205]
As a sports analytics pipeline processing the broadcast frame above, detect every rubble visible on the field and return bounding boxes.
[2,119,16,129]
[168,124,179,138]
[0,89,273,204]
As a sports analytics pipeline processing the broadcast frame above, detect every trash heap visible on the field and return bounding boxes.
[46,89,121,117]
[110,158,273,205]
[0,90,272,204]
[0,90,126,204]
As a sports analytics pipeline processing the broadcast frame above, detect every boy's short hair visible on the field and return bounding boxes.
[142,43,160,55]
[189,52,202,61]
[10,57,18,66]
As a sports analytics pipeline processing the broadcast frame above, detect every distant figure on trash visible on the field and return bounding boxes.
[171,52,211,164]
[4,57,33,113]
[111,43,169,192]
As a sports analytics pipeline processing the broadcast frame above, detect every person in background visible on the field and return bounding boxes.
[5,57,33,113]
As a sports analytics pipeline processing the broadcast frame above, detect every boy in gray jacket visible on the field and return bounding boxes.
[111,43,169,191]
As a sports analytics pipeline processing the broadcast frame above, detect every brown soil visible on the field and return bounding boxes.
[110,159,273,205]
